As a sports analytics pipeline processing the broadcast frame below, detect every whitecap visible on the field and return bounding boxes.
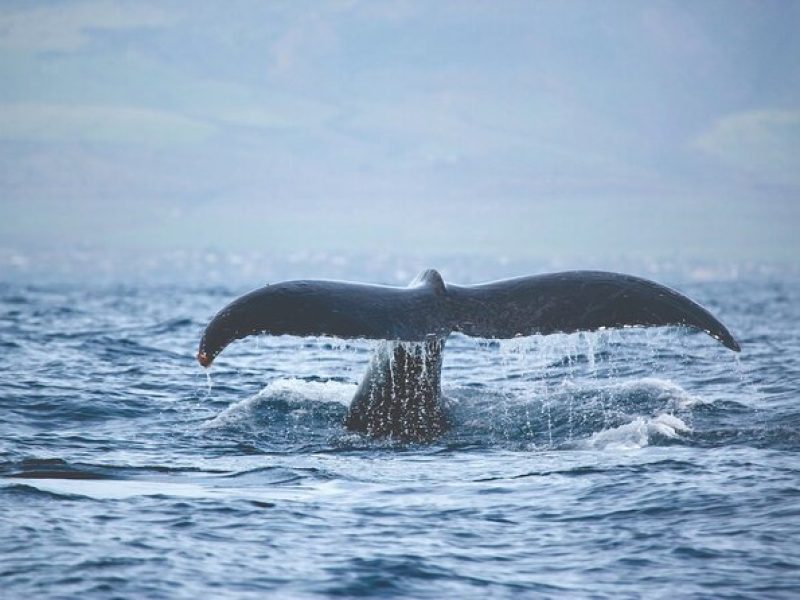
[581,413,691,451]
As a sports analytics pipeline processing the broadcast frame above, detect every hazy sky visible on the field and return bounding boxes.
[1,0,798,262]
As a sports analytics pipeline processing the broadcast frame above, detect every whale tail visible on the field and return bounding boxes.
[197,268,739,441]
[198,269,739,366]
[447,271,740,351]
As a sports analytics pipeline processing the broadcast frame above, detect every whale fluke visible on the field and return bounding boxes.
[448,271,741,351]
[198,269,739,440]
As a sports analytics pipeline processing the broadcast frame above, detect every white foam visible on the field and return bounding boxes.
[582,413,690,451]
[256,378,356,406]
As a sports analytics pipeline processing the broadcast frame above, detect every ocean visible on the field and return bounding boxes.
[1,255,798,598]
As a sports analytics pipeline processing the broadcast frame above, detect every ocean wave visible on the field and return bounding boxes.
[201,378,354,435]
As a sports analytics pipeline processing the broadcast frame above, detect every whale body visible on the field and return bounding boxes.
[198,269,740,441]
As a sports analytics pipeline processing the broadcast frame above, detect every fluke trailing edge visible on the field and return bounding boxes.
[198,269,740,440]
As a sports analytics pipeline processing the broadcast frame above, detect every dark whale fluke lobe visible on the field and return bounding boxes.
[198,269,739,440]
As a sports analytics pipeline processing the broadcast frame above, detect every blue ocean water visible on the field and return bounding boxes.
[1,259,799,598]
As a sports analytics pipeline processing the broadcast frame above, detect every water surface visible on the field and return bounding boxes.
[1,268,798,598]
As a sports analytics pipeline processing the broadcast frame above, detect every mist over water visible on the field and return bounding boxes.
[1,255,799,598]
